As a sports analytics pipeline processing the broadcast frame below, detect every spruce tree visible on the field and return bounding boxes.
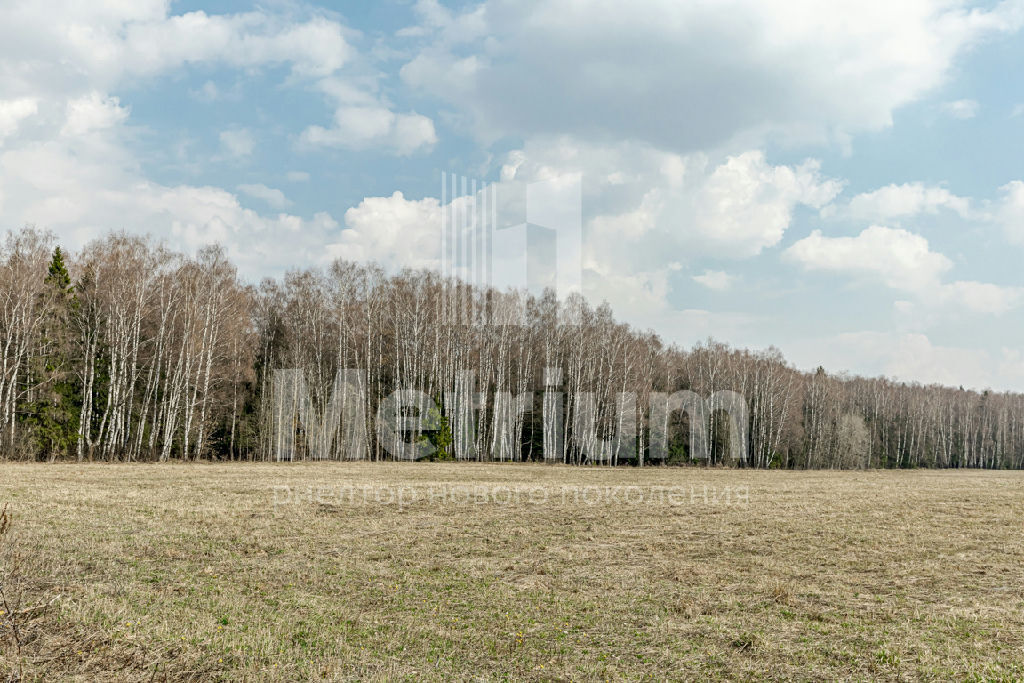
[24,247,80,458]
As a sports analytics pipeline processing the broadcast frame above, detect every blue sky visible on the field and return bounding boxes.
[1,0,1023,390]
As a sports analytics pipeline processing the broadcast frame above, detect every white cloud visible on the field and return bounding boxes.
[300,104,437,155]
[577,261,760,347]
[689,153,842,256]
[579,266,672,318]
[0,3,430,158]
[786,225,951,290]
[0,92,339,277]
[0,135,341,275]
[0,98,37,143]
[500,139,841,269]
[400,0,1023,151]
[327,191,441,269]
[786,225,1023,314]
[0,3,410,277]
[237,183,291,209]
[995,180,1024,244]
[296,76,439,156]
[219,129,255,158]
[788,331,1024,392]
[0,2,446,274]
[839,182,972,221]
[0,0,1019,396]
[692,270,735,291]
[942,98,980,119]
[941,280,1023,315]
[61,92,128,138]
[0,6,353,95]
[315,139,838,344]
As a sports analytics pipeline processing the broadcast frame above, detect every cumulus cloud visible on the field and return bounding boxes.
[0,4,354,96]
[0,127,340,276]
[500,140,841,268]
[399,0,1023,150]
[0,2,428,160]
[310,138,835,346]
[0,49,341,277]
[836,182,972,221]
[327,191,441,269]
[1,0,1020,392]
[299,77,437,155]
[786,226,951,290]
[688,153,842,256]
[0,1,443,276]
[0,3,411,277]
[300,106,436,155]
[237,184,291,209]
[321,135,841,339]
[61,92,128,138]
[0,98,38,143]
[786,226,1022,314]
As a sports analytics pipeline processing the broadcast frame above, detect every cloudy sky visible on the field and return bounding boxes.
[1,0,1023,390]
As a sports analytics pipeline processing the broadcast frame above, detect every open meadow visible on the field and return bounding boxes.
[0,463,1022,680]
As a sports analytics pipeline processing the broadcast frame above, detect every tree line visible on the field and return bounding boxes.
[2,226,1022,468]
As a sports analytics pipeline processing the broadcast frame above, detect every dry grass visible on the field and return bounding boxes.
[0,463,1022,680]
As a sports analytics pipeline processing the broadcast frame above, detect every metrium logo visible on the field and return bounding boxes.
[440,172,582,325]
[270,368,748,465]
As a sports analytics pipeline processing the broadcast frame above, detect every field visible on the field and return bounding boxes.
[0,463,1022,680]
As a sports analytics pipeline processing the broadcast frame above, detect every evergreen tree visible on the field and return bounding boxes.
[420,397,454,461]
[23,247,80,458]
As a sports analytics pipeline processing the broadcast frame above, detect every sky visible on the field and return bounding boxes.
[1,0,1023,390]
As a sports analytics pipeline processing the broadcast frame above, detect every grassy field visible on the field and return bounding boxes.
[0,463,1022,680]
